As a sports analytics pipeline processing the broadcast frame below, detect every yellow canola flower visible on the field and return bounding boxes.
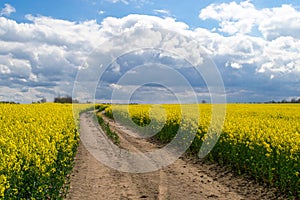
[0,103,92,199]
[105,103,300,196]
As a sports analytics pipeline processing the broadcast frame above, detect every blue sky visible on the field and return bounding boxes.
[0,0,300,103]
[5,0,298,28]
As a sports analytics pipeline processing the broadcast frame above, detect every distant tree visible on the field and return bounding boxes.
[35,98,47,103]
[40,98,47,103]
[281,99,288,103]
[0,101,18,104]
[291,98,296,103]
[54,96,78,103]
[201,100,207,104]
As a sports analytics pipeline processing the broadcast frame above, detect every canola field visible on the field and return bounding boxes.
[1,103,298,198]
[0,103,91,199]
[104,104,300,197]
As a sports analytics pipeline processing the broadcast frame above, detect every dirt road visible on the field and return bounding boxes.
[66,112,284,200]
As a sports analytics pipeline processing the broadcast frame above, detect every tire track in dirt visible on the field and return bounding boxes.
[66,111,285,200]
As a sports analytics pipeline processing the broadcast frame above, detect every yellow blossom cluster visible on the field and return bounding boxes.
[103,103,299,196]
[0,103,92,199]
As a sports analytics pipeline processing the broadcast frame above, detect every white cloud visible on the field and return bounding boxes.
[106,0,124,3]
[0,14,193,102]
[199,1,300,40]
[0,15,106,102]
[197,1,300,89]
[0,4,16,17]
[109,83,122,89]
[199,1,259,35]
[101,14,189,35]
[107,0,118,2]
[98,10,105,15]
[105,0,151,6]
[105,0,129,5]
[259,5,300,40]
[111,62,121,73]
[0,10,299,103]
[153,9,171,16]
[0,54,31,77]
[0,64,11,74]
[226,62,242,69]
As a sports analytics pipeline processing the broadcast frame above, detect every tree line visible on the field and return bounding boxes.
[266,98,300,104]
[54,96,79,103]
[32,96,79,104]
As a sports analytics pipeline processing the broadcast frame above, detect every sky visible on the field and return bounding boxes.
[0,0,299,103]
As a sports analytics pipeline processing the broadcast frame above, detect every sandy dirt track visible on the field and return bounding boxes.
[66,112,284,200]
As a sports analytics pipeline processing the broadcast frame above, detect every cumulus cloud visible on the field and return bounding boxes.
[199,1,300,40]
[199,1,259,35]
[107,0,129,4]
[0,15,104,102]
[0,4,16,17]
[226,62,242,69]
[105,0,150,6]
[0,54,31,77]
[198,1,300,93]
[0,6,299,103]
[98,10,105,15]
[153,9,171,16]
[100,14,189,35]
[259,5,300,40]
